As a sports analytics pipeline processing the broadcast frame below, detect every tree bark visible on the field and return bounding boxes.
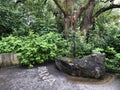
[53,0,85,38]
[80,0,96,35]
[64,16,71,39]
[53,0,67,16]
[53,0,120,38]
[94,4,120,17]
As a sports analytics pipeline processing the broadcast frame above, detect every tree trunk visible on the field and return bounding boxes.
[53,0,120,38]
[64,16,71,39]
[64,15,77,39]
[53,0,84,39]
[80,0,96,36]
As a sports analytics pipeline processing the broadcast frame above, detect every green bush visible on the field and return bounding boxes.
[0,32,70,67]
[67,31,92,58]
[75,41,92,58]
[88,17,120,73]
[92,48,104,53]
[92,47,120,73]
[0,1,28,37]
[107,52,120,73]
[105,46,117,58]
[0,35,22,53]
[105,57,120,73]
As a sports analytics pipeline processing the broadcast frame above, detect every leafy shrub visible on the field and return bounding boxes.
[92,48,104,53]
[0,32,70,67]
[90,40,120,73]
[67,31,92,58]
[0,1,28,37]
[105,57,120,73]
[88,17,120,73]
[105,46,117,58]
[115,53,120,60]
[92,47,120,73]
[75,41,92,58]
[0,35,22,53]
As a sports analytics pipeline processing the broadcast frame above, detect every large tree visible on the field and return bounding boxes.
[0,0,27,37]
[52,0,120,38]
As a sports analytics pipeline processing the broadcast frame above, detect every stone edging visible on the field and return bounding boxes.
[0,53,19,67]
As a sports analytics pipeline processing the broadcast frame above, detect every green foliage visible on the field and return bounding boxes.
[105,46,117,58]
[30,16,57,35]
[92,47,120,73]
[87,10,120,73]
[0,32,70,67]
[0,0,28,37]
[67,31,92,58]
[92,48,104,53]
[75,40,92,58]
[91,47,120,73]
[105,56,120,73]
[0,35,22,53]
[115,53,120,60]
[0,0,57,37]
[21,0,57,35]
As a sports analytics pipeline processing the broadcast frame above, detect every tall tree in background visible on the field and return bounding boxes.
[2,0,119,38]
[0,0,27,37]
[52,0,120,38]
[15,0,58,35]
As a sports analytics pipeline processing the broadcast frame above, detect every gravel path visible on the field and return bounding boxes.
[0,64,120,90]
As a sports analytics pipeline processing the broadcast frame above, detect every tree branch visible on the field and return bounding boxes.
[74,5,85,20]
[80,0,96,32]
[53,0,67,16]
[100,0,114,3]
[94,4,120,17]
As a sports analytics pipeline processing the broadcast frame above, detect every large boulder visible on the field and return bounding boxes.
[55,53,105,78]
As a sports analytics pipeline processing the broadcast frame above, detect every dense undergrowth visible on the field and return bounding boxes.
[0,32,70,68]
[0,30,120,73]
